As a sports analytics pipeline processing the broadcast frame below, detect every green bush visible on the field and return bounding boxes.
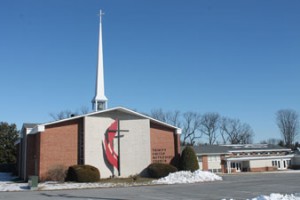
[66,165,100,183]
[179,146,199,172]
[147,163,177,178]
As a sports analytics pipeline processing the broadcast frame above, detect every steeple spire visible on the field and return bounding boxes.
[92,9,108,111]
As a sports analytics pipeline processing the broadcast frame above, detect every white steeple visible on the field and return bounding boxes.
[92,9,108,111]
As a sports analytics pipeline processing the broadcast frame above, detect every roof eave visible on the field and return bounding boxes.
[31,106,181,134]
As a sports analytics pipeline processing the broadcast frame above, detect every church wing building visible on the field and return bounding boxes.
[17,107,181,181]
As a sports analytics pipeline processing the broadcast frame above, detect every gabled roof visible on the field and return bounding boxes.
[16,123,41,144]
[28,106,181,134]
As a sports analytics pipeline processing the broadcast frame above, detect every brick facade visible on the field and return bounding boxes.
[150,122,180,167]
[38,119,83,181]
[26,133,40,178]
[26,119,83,180]
[220,155,226,173]
[249,166,277,172]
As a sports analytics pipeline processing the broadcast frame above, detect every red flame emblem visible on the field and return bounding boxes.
[103,120,119,169]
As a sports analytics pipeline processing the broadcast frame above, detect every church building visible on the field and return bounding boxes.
[18,107,181,181]
[16,10,181,181]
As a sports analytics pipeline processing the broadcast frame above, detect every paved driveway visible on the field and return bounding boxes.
[1,172,299,200]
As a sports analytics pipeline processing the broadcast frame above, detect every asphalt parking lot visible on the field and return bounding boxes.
[1,172,299,200]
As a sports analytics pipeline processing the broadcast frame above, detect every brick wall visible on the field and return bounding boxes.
[250,166,277,172]
[150,123,180,167]
[38,118,83,180]
[26,133,40,179]
[220,155,226,173]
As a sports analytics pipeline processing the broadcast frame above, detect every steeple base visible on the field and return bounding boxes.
[93,100,107,111]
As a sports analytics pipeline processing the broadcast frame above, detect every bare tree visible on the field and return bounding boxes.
[50,109,74,120]
[49,106,91,121]
[150,109,203,145]
[276,109,299,147]
[79,106,90,114]
[219,117,232,144]
[150,108,167,122]
[166,110,181,127]
[238,123,254,144]
[181,112,202,145]
[150,109,181,127]
[220,117,254,144]
[260,138,281,145]
[200,112,220,145]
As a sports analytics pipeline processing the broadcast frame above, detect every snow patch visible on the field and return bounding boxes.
[1,172,299,200]
[0,171,222,191]
[153,170,222,184]
[251,193,300,200]
[222,193,300,200]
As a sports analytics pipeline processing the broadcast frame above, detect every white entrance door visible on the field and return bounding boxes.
[231,162,242,172]
[272,159,290,170]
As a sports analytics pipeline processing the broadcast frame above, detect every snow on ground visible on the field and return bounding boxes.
[153,170,222,184]
[0,170,221,191]
[223,194,300,200]
[251,193,300,200]
[0,172,145,191]
[0,172,299,200]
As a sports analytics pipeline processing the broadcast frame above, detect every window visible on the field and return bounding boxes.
[208,155,220,162]
[231,162,235,168]
[209,168,222,173]
[197,156,202,162]
[231,162,241,170]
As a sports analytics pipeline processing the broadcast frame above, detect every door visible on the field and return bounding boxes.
[272,159,289,170]
[231,162,242,172]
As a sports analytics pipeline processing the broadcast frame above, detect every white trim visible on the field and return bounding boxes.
[229,149,291,153]
[225,154,294,161]
[176,129,182,134]
[29,125,45,134]
[197,153,230,156]
[26,128,33,134]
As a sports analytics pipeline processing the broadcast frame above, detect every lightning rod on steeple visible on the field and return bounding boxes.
[99,9,104,23]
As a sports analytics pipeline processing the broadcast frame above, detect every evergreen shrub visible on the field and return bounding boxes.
[66,165,100,182]
[179,146,199,172]
[147,163,177,178]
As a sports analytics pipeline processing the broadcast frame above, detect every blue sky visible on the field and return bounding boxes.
[1,0,299,143]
